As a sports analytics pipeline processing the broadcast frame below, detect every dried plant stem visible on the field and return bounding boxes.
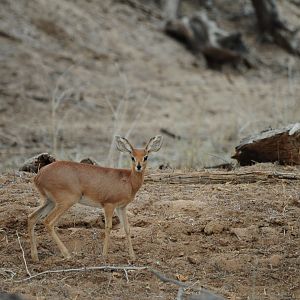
[15,265,146,282]
[14,264,219,296]
[16,231,31,277]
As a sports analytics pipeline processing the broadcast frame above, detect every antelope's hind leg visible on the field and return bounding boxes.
[28,198,54,261]
[43,194,77,259]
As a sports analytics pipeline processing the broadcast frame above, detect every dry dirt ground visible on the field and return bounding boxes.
[0,164,299,299]
[1,1,300,299]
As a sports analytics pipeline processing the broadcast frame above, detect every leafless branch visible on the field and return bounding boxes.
[13,264,224,298]
[16,231,31,277]
[124,268,129,283]
[15,265,147,282]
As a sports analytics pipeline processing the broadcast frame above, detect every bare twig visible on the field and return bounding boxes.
[0,268,16,280]
[124,268,129,283]
[0,228,8,243]
[149,268,189,288]
[13,264,223,298]
[15,265,147,282]
[16,231,31,277]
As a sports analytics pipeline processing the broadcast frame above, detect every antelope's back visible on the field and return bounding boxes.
[33,161,133,203]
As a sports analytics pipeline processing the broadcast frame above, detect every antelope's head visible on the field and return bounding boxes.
[115,135,163,173]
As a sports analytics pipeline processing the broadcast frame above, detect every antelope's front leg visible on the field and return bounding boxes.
[102,204,114,258]
[116,206,135,260]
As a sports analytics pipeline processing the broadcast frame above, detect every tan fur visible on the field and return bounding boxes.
[28,136,162,261]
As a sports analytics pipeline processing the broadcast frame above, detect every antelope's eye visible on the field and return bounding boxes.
[143,155,148,161]
[131,156,135,162]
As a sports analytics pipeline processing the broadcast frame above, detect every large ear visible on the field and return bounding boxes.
[145,135,163,153]
[115,136,133,153]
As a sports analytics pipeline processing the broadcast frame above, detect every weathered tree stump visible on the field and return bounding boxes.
[232,123,300,166]
[251,0,300,55]
[19,153,56,173]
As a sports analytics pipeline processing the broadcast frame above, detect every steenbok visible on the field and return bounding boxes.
[28,135,163,261]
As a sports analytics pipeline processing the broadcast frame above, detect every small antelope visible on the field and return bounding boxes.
[28,135,163,261]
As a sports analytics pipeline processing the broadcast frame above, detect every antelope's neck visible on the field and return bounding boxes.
[130,170,145,194]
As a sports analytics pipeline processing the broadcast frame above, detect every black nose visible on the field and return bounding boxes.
[137,164,141,170]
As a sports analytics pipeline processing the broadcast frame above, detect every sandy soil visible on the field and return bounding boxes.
[0,164,299,299]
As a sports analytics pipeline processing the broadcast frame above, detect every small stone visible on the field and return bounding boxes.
[230,225,259,242]
[187,256,197,265]
[204,220,225,235]
[268,254,282,267]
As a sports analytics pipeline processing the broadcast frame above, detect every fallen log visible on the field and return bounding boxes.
[232,123,300,166]
[145,169,300,185]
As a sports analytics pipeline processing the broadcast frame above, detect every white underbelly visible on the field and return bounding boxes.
[79,196,103,208]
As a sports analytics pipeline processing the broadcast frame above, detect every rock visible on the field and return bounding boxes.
[187,256,198,265]
[213,256,245,272]
[268,254,283,267]
[204,220,226,235]
[260,226,277,235]
[230,225,259,242]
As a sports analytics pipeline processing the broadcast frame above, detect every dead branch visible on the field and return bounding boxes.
[148,269,224,299]
[16,231,31,277]
[145,170,300,185]
[124,269,129,283]
[160,128,182,140]
[15,265,147,283]
[13,264,224,298]
[149,268,189,288]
